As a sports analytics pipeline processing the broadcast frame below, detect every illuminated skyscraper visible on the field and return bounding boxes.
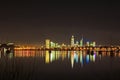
[45,39,50,49]
[93,41,96,47]
[80,51,83,67]
[76,41,79,46]
[71,51,74,68]
[86,41,90,46]
[50,41,55,48]
[71,35,74,47]
[80,36,83,47]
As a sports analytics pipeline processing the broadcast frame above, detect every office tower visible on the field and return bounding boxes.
[80,36,83,47]
[50,41,55,48]
[76,41,79,46]
[90,42,93,46]
[71,35,74,47]
[86,41,90,46]
[45,39,50,49]
[93,41,96,47]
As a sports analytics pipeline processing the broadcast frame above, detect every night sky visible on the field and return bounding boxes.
[0,1,120,45]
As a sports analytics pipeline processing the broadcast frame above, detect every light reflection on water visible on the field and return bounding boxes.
[0,50,120,80]
[5,50,120,68]
[14,50,97,68]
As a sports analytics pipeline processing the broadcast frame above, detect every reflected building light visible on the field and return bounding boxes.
[56,51,60,60]
[55,51,58,60]
[83,51,86,58]
[96,51,99,56]
[50,51,55,63]
[65,51,67,58]
[58,52,61,60]
[61,51,66,60]
[74,53,78,63]
[68,51,70,59]
[64,51,67,59]
[42,51,45,58]
[71,55,74,68]
[45,51,50,64]
[4,48,7,54]
[31,51,36,57]
[50,53,53,62]
[8,53,13,59]
[0,52,1,58]
[86,54,90,64]
[71,51,74,68]
[99,55,102,60]
[90,54,96,62]
[93,54,96,62]
[108,52,111,56]
[80,51,83,67]
[14,50,22,57]
[90,55,93,62]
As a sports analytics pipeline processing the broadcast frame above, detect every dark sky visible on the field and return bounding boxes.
[0,1,120,45]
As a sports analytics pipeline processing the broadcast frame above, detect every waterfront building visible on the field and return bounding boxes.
[93,41,96,47]
[86,41,90,46]
[50,41,55,48]
[45,39,50,49]
[80,37,83,47]
[71,35,75,47]
[76,41,79,47]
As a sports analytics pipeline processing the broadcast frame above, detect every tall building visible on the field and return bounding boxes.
[45,39,50,49]
[86,41,90,46]
[80,36,83,47]
[93,41,96,47]
[76,41,79,46]
[71,35,75,47]
[50,41,56,48]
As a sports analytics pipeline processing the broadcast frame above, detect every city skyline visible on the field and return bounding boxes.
[0,2,120,45]
[0,34,119,46]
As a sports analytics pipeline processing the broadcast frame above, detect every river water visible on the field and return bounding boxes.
[0,50,120,80]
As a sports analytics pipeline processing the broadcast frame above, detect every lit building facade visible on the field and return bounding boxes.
[86,41,90,46]
[93,41,96,47]
[50,41,56,48]
[71,35,75,47]
[45,39,50,49]
[76,41,79,46]
[80,38,83,47]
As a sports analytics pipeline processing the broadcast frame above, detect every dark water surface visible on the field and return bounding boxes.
[0,50,120,80]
